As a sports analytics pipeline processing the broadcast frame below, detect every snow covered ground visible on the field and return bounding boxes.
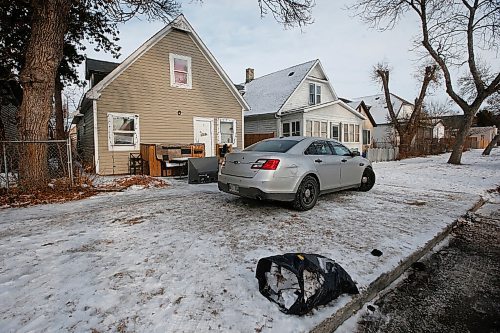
[0,149,498,333]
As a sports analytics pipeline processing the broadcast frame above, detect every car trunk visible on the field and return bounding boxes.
[221,152,275,178]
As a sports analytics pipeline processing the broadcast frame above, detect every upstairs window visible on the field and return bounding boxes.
[309,83,322,105]
[169,54,192,89]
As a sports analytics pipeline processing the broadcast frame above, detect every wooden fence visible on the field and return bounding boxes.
[366,147,399,162]
[244,133,275,148]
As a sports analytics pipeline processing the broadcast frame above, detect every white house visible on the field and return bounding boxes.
[345,93,414,147]
[242,60,368,152]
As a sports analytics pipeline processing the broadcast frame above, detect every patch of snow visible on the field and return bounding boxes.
[243,60,317,116]
[0,149,498,332]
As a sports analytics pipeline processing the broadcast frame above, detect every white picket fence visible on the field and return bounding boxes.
[366,147,399,162]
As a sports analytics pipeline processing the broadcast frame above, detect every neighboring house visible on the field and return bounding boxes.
[432,120,445,140]
[346,93,414,147]
[341,99,377,152]
[432,114,470,138]
[242,60,367,152]
[74,15,249,175]
[468,126,498,149]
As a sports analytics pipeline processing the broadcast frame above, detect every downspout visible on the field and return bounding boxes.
[274,112,281,137]
[241,107,245,149]
[92,99,100,174]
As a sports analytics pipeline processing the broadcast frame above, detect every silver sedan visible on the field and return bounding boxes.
[218,137,375,210]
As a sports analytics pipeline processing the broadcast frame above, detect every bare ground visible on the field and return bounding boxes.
[356,199,500,333]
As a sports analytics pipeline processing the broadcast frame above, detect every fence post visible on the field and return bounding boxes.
[67,138,74,187]
[2,142,8,191]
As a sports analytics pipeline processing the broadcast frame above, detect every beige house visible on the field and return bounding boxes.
[74,15,249,175]
[343,99,377,153]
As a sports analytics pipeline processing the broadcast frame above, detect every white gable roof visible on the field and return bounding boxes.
[242,60,318,116]
[85,15,249,111]
[348,93,413,125]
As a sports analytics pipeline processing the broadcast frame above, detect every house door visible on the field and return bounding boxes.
[194,118,214,157]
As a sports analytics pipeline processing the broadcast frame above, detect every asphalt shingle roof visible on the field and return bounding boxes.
[348,93,413,125]
[242,60,317,116]
[85,58,120,80]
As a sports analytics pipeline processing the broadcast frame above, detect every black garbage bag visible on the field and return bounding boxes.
[255,253,359,315]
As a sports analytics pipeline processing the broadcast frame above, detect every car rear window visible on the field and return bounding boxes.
[245,139,299,153]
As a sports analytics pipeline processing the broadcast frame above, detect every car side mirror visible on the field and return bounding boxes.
[351,151,360,157]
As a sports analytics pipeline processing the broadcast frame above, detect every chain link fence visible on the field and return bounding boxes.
[0,139,74,191]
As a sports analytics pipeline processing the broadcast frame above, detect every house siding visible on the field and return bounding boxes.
[77,103,95,168]
[281,65,335,112]
[94,29,243,175]
[308,65,326,79]
[244,114,277,134]
[304,103,364,152]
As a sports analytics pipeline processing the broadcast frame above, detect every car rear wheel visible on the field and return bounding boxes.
[359,168,375,192]
[292,175,319,211]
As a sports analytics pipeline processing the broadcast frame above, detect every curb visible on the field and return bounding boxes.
[310,196,486,333]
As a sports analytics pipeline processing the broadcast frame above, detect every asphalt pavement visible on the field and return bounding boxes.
[355,193,500,333]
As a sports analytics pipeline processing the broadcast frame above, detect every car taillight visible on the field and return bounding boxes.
[251,159,280,170]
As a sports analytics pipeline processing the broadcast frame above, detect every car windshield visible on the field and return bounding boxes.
[245,139,299,153]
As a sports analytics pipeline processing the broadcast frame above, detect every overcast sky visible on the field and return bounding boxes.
[79,0,483,107]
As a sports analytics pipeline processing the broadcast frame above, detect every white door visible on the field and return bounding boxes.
[194,118,214,157]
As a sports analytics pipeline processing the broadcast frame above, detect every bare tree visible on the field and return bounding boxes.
[16,0,314,189]
[372,62,439,156]
[351,0,500,164]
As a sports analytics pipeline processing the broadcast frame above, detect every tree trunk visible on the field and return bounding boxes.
[448,109,477,164]
[482,134,499,156]
[398,133,414,158]
[17,0,71,189]
[54,76,65,140]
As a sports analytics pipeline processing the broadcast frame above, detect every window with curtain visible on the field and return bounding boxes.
[169,54,192,88]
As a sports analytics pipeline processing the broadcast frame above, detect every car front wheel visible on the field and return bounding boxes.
[292,175,319,211]
[359,168,375,192]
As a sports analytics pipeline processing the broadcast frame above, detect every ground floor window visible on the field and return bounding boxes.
[331,124,340,140]
[107,113,140,151]
[363,129,371,145]
[306,120,328,138]
[218,118,237,146]
[282,121,301,137]
[343,123,360,143]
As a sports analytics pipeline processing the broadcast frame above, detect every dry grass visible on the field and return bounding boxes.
[103,175,169,190]
[0,175,168,209]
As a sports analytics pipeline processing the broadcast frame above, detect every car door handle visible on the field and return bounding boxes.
[315,159,323,163]
[341,159,347,163]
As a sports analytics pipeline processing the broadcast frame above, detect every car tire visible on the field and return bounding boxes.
[292,175,319,211]
[359,167,375,192]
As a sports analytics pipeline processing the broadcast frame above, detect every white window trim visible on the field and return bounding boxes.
[169,53,192,89]
[308,83,322,105]
[363,129,372,145]
[217,118,237,147]
[282,120,301,137]
[330,123,340,140]
[342,122,361,143]
[107,112,140,152]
